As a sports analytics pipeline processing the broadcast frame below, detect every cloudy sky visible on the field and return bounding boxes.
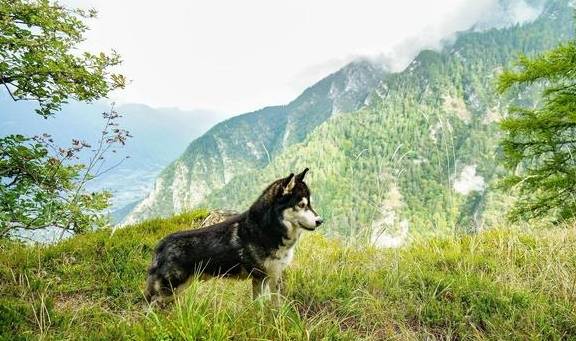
[66,0,541,117]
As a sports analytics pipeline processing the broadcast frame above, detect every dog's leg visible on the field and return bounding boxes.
[252,276,283,307]
[144,275,163,305]
[252,276,272,302]
[145,272,185,309]
[252,277,260,300]
[269,275,283,307]
[252,277,264,300]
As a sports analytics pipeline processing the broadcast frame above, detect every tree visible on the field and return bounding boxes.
[498,40,576,224]
[0,0,125,117]
[0,0,127,238]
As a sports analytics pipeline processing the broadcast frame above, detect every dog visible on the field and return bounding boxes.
[144,168,323,306]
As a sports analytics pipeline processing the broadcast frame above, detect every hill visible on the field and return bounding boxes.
[1,210,575,339]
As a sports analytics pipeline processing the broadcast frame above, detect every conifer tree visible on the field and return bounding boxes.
[498,40,576,223]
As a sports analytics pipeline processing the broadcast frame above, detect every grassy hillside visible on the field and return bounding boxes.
[1,211,575,340]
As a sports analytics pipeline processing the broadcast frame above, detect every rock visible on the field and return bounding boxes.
[200,209,240,227]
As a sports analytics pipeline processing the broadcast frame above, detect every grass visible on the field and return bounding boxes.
[1,209,575,340]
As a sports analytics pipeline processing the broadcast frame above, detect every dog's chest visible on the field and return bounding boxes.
[263,243,296,277]
[262,226,301,277]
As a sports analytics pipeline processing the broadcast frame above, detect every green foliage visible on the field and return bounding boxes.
[1,210,575,339]
[0,135,111,237]
[0,0,125,117]
[498,38,576,223]
[0,0,128,239]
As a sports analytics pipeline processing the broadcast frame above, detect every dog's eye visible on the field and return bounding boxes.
[298,202,306,209]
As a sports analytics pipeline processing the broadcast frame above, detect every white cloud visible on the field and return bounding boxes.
[64,0,543,116]
[453,165,486,195]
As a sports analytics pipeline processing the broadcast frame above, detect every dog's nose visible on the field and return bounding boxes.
[315,218,323,227]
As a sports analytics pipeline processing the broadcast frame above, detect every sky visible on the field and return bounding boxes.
[65,0,542,117]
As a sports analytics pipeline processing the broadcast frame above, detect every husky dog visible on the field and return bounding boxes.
[145,168,322,305]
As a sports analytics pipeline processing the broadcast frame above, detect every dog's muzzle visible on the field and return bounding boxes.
[299,218,323,231]
[300,224,316,231]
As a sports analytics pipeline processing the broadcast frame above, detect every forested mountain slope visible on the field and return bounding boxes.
[202,0,574,236]
[124,61,385,224]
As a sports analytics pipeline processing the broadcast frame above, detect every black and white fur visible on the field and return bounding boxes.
[145,168,322,305]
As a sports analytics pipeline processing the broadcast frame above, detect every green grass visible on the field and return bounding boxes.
[1,210,575,340]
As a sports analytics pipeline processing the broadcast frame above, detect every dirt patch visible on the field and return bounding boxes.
[442,94,471,123]
[53,292,95,311]
[482,107,501,124]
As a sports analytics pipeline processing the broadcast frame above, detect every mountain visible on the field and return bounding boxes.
[0,99,225,211]
[126,0,574,235]
[123,61,385,224]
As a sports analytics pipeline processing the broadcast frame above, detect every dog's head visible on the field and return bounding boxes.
[275,168,323,231]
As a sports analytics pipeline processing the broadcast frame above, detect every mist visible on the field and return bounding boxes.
[370,0,545,73]
[64,0,547,116]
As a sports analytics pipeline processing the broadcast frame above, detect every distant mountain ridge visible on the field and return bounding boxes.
[0,99,224,210]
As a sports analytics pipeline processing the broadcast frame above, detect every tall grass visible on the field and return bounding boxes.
[1,210,575,340]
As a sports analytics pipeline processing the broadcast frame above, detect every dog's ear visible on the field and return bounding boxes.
[296,168,309,182]
[282,173,296,195]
